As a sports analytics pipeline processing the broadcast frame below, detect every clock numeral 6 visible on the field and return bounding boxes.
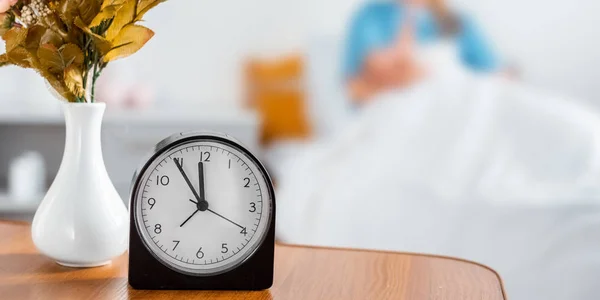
[243,177,250,188]
[249,202,256,212]
[157,175,169,186]
[148,198,156,209]
[200,151,210,162]
[154,224,162,234]
[196,247,204,259]
[221,243,228,254]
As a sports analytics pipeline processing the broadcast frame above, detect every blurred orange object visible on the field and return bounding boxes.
[245,55,311,144]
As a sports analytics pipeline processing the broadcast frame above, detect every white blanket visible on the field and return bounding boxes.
[274,62,600,299]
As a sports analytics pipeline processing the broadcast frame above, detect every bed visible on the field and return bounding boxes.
[265,35,600,300]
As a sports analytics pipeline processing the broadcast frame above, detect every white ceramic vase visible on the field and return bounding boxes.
[32,102,128,267]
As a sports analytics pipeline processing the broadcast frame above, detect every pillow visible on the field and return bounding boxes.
[245,55,312,144]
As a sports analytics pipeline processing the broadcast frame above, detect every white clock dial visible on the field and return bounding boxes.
[133,136,273,275]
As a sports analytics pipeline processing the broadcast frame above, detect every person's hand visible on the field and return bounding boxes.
[0,0,18,13]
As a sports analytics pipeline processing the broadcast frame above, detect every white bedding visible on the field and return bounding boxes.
[272,46,600,300]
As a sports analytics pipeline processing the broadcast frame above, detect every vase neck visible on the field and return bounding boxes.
[63,103,106,158]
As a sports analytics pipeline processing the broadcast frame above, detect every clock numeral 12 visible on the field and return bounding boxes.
[200,151,210,162]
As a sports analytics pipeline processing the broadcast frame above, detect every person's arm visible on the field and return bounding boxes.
[458,16,500,72]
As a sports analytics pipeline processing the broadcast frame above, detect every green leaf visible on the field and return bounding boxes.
[103,24,154,62]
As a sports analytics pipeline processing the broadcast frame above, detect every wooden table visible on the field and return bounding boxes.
[0,221,506,299]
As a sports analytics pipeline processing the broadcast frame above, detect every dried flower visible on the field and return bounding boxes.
[0,0,167,103]
[20,6,37,26]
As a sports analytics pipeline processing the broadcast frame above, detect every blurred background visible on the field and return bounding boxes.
[2,0,600,299]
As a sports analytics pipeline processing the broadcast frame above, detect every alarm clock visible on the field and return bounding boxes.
[128,132,275,290]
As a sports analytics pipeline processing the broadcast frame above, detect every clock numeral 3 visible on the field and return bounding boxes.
[154,224,162,234]
[172,240,180,250]
[221,243,228,254]
[249,202,256,212]
[147,198,156,209]
[196,247,204,259]
[157,175,169,186]
[200,151,211,162]
[243,177,250,188]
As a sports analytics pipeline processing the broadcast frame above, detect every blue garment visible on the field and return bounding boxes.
[344,2,499,78]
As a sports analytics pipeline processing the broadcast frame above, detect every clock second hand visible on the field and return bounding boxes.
[189,199,245,230]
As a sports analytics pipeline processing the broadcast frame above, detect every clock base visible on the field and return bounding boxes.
[128,223,275,290]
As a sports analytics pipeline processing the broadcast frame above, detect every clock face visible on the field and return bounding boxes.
[132,135,273,276]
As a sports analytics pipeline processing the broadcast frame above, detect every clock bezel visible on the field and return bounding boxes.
[129,131,274,277]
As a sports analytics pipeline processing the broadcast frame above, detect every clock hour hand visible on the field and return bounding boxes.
[180,209,200,227]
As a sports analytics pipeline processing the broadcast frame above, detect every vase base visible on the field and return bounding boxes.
[57,260,111,268]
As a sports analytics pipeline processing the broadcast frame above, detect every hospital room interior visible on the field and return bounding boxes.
[1,0,599,299]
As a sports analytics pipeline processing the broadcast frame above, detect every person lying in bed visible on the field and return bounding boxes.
[345,0,500,103]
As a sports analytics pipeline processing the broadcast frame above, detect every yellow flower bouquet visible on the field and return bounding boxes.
[0,0,165,102]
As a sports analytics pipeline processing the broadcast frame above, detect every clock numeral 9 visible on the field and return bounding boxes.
[147,198,156,209]
[221,243,228,254]
[200,151,210,162]
[157,175,169,186]
[196,247,204,259]
[154,224,162,234]
[243,177,250,188]
[249,202,256,212]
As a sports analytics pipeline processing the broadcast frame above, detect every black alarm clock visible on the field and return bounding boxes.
[128,132,275,290]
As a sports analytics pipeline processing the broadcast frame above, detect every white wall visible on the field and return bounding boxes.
[1,0,599,108]
[452,0,600,103]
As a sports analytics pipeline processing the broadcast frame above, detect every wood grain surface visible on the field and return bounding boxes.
[0,221,506,299]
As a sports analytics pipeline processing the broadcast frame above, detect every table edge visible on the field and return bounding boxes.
[277,242,508,300]
[0,221,508,299]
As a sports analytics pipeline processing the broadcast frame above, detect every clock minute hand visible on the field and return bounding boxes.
[173,158,203,203]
